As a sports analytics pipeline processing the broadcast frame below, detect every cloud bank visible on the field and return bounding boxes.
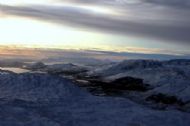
[1,0,190,45]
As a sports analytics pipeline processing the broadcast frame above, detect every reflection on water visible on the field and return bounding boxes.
[0,67,30,74]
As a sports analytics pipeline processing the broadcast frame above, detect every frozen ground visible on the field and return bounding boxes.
[0,71,189,126]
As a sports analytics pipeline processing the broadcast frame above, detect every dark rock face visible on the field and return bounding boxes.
[111,77,150,91]
[146,93,185,106]
[87,77,151,96]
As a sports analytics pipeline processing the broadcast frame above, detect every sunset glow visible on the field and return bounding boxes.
[0,16,107,49]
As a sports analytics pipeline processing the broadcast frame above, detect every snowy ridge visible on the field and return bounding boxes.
[46,63,88,74]
[91,60,163,76]
[0,73,87,101]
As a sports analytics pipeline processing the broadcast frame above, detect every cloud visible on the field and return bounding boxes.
[144,0,190,9]
[1,0,190,45]
[60,0,190,8]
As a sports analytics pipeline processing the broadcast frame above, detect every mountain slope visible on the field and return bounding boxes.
[87,59,190,103]
[0,71,189,126]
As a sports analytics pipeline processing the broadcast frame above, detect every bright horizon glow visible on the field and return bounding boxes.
[0,16,109,48]
[0,0,53,6]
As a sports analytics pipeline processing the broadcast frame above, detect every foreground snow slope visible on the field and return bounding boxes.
[0,71,189,126]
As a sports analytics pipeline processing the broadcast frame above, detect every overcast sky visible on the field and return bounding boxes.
[0,0,190,55]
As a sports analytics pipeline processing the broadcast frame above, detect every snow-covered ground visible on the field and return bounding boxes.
[0,59,190,126]
[0,71,189,126]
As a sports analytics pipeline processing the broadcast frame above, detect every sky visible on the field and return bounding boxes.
[0,0,190,55]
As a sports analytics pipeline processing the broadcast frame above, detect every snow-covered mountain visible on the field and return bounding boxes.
[24,62,47,70]
[0,71,190,126]
[86,59,190,107]
[12,59,190,105]
[88,60,163,77]
[46,63,89,75]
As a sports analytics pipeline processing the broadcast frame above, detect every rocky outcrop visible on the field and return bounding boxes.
[111,77,151,91]
[146,93,185,106]
[85,76,151,96]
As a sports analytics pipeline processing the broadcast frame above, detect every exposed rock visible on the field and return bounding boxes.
[111,77,151,91]
[146,93,185,106]
[86,77,151,96]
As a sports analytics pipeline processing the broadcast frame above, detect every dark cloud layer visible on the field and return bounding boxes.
[62,0,190,8]
[145,0,190,9]
[1,0,190,45]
